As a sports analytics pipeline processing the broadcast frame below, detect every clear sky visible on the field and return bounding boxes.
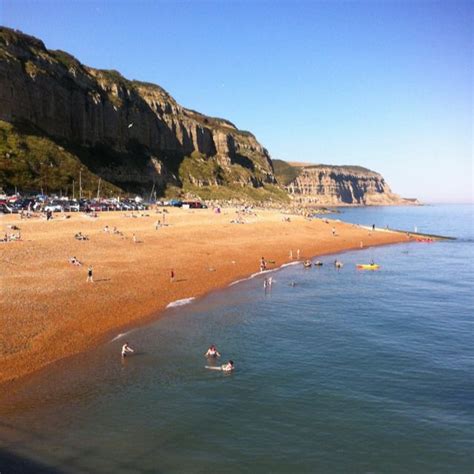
[1,0,472,202]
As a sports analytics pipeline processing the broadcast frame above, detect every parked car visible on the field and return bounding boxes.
[0,202,15,213]
[63,201,80,212]
[44,201,63,212]
[183,201,206,209]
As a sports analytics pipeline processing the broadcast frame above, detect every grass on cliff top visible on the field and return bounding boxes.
[294,163,374,174]
[272,159,300,186]
[0,120,121,195]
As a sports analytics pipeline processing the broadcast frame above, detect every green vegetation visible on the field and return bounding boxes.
[181,183,290,203]
[177,152,289,202]
[0,120,122,195]
[50,49,83,71]
[304,164,372,174]
[272,159,300,185]
[178,152,224,185]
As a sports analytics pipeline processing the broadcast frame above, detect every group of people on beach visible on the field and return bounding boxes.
[1,230,21,242]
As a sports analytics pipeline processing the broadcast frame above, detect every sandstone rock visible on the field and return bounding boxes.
[285,164,414,206]
[0,27,274,193]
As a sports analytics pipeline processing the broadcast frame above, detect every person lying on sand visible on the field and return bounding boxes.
[205,345,221,358]
[121,342,134,358]
[74,232,89,241]
[69,256,82,266]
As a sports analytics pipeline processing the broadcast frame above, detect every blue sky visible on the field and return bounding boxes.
[1,0,472,202]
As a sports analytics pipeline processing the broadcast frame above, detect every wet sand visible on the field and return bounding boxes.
[0,207,409,385]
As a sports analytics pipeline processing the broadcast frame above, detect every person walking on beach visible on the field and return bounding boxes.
[121,342,134,358]
[170,269,175,283]
[86,265,93,282]
[133,233,137,243]
[332,226,336,237]
[260,257,267,272]
[372,224,375,231]
[289,249,293,259]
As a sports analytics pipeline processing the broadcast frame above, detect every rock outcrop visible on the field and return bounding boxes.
[0,27,275,195]
[281,163,413,206]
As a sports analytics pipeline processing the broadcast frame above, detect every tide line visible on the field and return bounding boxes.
[166,297,196,309]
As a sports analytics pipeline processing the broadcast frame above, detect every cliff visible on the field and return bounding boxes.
[273,160,414,206]
[0,27,278,199]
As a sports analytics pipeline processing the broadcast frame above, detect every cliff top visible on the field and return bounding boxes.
[288,162,374,175]
[0,26,252,139]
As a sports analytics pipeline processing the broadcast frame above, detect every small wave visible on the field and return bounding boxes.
[229,261,301,286]
[111,330,134,342]
[280,261,302,268]
[166,297,196,308]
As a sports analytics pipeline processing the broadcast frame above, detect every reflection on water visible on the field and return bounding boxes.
[1,205,473,473]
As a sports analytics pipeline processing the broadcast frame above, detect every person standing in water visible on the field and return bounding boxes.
[121,342,134,358]
[204,345,221,358]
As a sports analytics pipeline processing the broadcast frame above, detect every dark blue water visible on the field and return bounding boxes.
[1,205,473,473]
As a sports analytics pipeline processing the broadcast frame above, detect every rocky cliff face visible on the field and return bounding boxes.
[0,27,275,195]
[284,164,411,206]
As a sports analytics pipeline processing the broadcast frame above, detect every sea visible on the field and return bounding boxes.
[0,204,473,474]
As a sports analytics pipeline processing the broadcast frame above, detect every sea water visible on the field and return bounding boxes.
[0,205,473,473]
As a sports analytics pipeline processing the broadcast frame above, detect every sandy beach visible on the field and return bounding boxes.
[0,207,410,386]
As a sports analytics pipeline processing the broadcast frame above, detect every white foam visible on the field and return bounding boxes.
[166,297,196,308]
[280,261,301,268]
[111,330,134,342]
[229,261,301,287]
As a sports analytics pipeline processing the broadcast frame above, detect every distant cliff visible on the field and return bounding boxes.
[0,27,278,199]
[273,160,416,206]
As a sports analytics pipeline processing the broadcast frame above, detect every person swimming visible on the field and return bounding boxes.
[121,342,135,358]
[221,360,234,372]
[204,345,221,358]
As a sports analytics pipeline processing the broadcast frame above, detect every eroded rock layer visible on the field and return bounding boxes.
[0,27,274,194]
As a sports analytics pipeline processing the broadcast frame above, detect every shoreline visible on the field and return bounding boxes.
[0,207,413,388]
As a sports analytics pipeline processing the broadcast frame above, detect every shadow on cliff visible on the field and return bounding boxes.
[232,153,255,171]
[10,119,185,197]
